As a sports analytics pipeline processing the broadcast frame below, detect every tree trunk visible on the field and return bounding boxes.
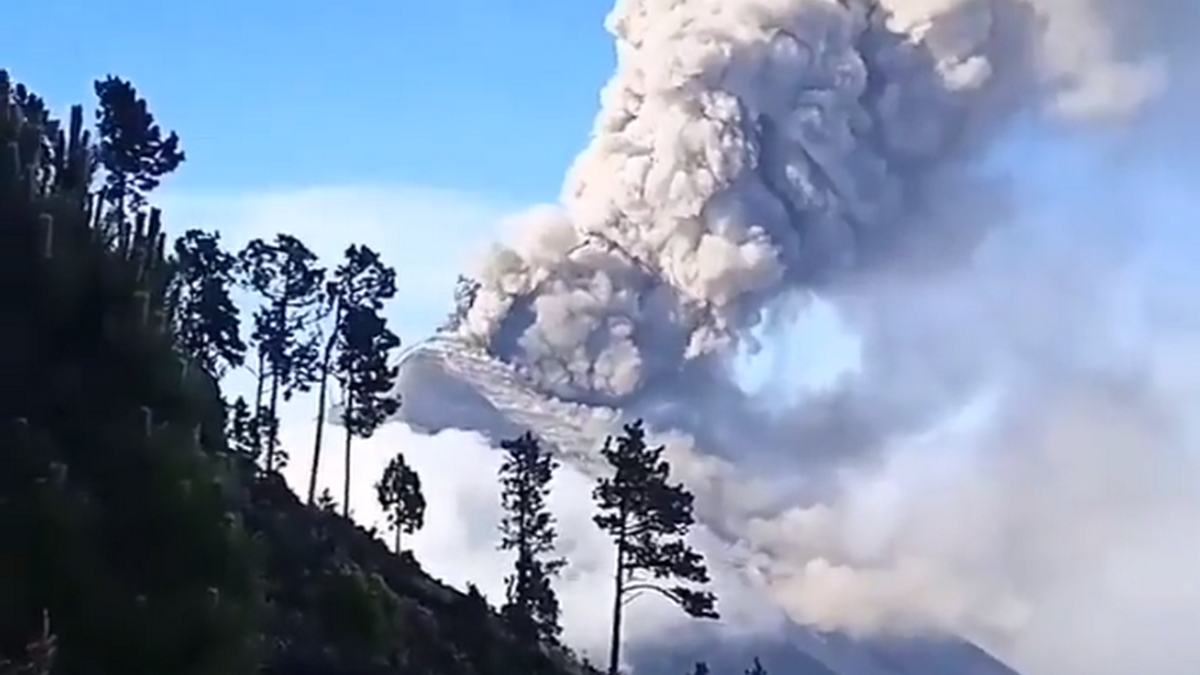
[266,367,282,472]
[307,303,341,504]
[394,523,401,553]
[342,400,353,518]
[307,368,329,503]
[607,516,627,675]
[265,298,287,472]
[517,489,532,631]
[249,343,268,466]
[253,348,266,420]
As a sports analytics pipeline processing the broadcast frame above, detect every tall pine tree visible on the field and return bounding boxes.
[237,234,326,471]
[91,75,184,219]
[168,229,245,379]
[593,420,718,675]
[374,452,425,552]
[307,244,397,505]
[334,306,400,516]
[497,432,565,646]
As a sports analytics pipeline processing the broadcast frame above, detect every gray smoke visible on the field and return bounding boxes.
[435,1,1200,673]
[459,0,1164,405]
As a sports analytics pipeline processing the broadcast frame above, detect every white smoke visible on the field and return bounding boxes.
[426,1,1200,674]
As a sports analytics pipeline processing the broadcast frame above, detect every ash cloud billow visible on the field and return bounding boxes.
[458,0,1164,406]
[418,1,1200,674]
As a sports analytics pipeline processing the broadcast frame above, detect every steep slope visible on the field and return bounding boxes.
[392,338,1023,675]
[244,471,598,675]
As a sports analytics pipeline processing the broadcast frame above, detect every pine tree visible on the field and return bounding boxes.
[224,396,259,462]
[497,432,565,646]
[92,75,184,217]
[334,309,401,515]
[307,244,397,505]
[237,234,326,471]
[334,307,401,517]
[593,420,718,675]
[315,488,339,513]
[168,229,245,379]
[374,453,425,552]
[0,70,261,675]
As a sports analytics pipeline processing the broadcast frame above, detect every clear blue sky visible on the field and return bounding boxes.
[8,0,616,203]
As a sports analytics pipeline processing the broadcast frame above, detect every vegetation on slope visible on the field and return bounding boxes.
[0,72,260,675]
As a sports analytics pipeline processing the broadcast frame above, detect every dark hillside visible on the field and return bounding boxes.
[0,69,596,675]
[246,471,595,675]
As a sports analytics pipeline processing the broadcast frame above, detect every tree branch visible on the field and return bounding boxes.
[619,581,684,608]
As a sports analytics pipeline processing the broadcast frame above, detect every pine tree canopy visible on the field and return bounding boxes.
[0,69,261,675]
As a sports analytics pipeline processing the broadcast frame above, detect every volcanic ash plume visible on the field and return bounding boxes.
[454,0,1164,406]
[423,0,1197,672]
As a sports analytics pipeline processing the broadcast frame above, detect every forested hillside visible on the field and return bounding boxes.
[0,72,742,675]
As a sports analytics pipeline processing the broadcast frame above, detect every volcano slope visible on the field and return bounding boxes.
[392,337,1022,675]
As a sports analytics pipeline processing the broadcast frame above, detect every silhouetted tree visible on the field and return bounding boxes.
[593,420,718,675]
[497,432,565,646]
[307,244,397,505]
[92,75,183,217]
[316,488,339,513]
[3,76,88,199]
[169,229,245,379]
[238,234,326,471]
[226,399,269,490]
[334,307,401,517]
[224,395,262,464]
[375,453,425,552]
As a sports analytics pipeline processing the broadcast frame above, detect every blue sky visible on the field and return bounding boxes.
[11,0,615,200]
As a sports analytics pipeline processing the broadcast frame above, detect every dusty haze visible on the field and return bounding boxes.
[432,1,1200,674]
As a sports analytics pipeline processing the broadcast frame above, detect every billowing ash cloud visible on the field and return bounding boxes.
[414,1,1200,673]
[456,0,1165,406]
